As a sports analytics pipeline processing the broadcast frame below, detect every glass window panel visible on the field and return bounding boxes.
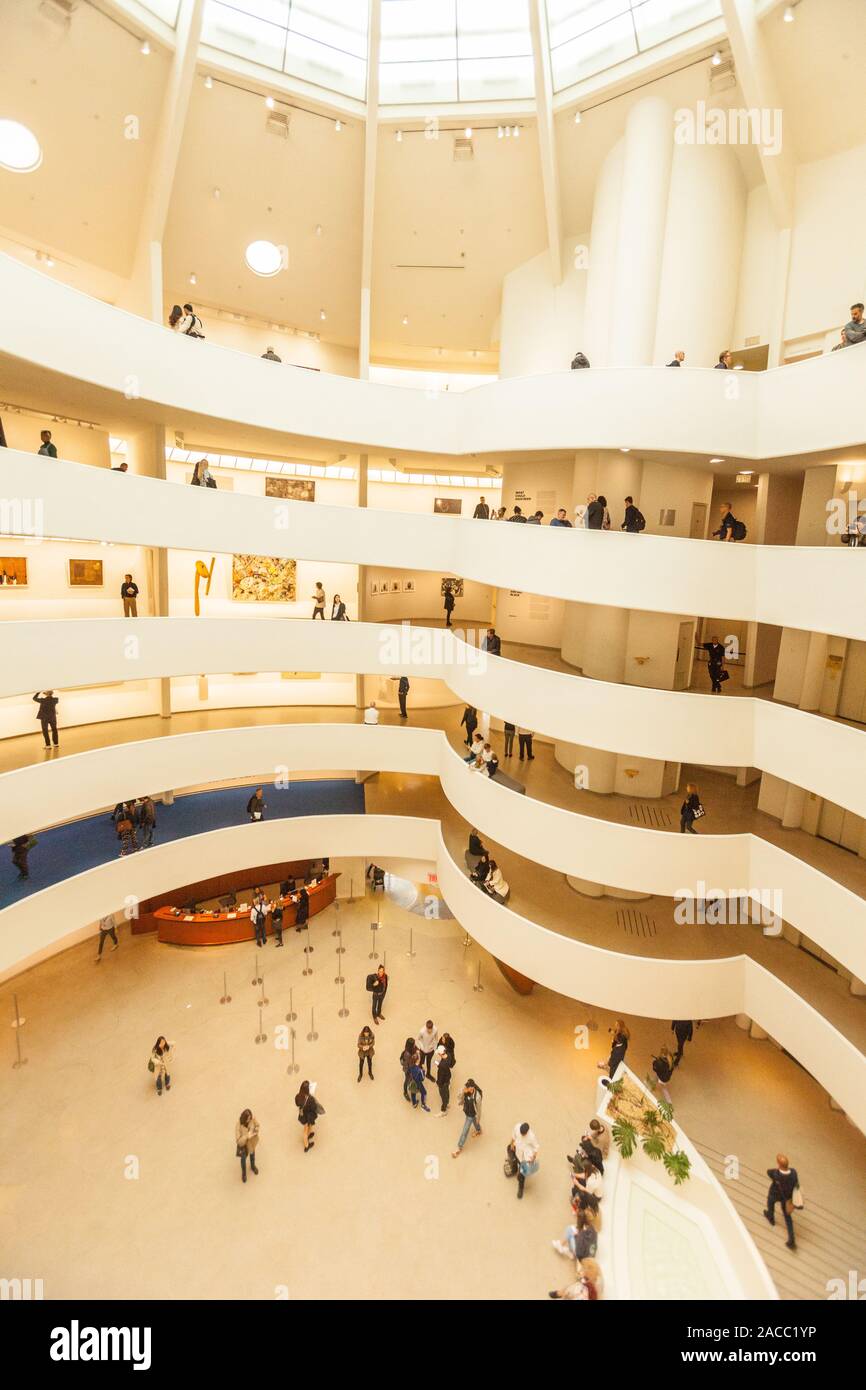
[289,0,369,60]
[203,2,286,70]
[456,0,531,59]
[631,0,721,51]
[551,12,637,88]
[379,58,459,104]
[380,0,458,63]
[546,0,630,49]
[218,0,290,24]
[283,29,367,98]
[140,0,181,25]
[458,54,534,100]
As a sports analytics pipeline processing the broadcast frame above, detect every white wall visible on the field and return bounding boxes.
[498,237,589,378]
[785,142,866,344]
[163,307,360,377]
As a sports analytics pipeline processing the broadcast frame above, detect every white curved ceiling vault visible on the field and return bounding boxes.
[1,0,863,367]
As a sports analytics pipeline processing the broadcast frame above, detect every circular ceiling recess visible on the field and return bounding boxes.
[244,239,283,277]
[0,119,42,173]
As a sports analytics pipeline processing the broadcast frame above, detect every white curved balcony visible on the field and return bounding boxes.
[2,452,865,642]
[2,724,865,993]
[2,617,865,824]
[3,253,866,460]
[2,804,864,1136]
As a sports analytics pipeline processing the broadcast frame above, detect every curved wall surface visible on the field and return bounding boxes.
[2,453,865,641]
[3,617,866,822]
[2,254,866,459]
[2,810,864,1134]
[1,725,865,988]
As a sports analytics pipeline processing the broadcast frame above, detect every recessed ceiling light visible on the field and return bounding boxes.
[45,255,55,268]
[574,111,582,125]
[497,126,504,139]
[140,39,151,56]
[204,74,213,90]
[396,129,403,143]
[320,309,326,321]
[212,187,221,199]
[335,119,342,132]
[265,95,275,110]
[189,272,197,285]
[245,239,282,277]
[0,119,42,173]
[315,223,322,236]
[504,125,511,138]
[401,315,409,326]
[711,50,722,66]
[710,457,725,464]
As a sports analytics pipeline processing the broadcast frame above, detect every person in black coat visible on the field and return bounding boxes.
[443,587,456,627]
[764,1154,800,1249]
[671,1020,694,1065]
[598,1021,629,1078]
[680,783,701,833]
[483,628,501,656]
[460,705,478,746]
[371,964,388,1024]
[271,901,284,947]
[436,1048,453,1114]
[246,788,266,822]
[585,497,605,529]
[33,691,59,749]
[293,886,310,933]
[702,636,727,693]
[398,676,410,718]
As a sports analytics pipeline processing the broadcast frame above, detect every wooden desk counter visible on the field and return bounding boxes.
[155,874,338,946]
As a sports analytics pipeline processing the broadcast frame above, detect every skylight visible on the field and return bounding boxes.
[546,0,721,92]
[379,0,535,105]
[202,0,369,100]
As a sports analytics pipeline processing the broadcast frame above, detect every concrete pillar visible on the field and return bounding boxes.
[798,633,829,711]
[583,604,629,683]
[781,783,806,829]
[555,741,618,794]
[583,141,624,367]
[609,96,674,367]
[356,454,369,710]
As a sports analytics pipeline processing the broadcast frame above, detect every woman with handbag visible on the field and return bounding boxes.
[149,1036,174,1096]
[680,782,703,834]
[764,1153,801,1250]
[235,1109,260,1182]
[598,1020,630,1078]
[190,458,216,488]
[357,1026,375,1082]
[295,1080,320,1153]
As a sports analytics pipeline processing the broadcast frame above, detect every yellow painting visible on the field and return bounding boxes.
[232,554,297,603]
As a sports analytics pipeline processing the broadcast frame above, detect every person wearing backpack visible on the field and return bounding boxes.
[764,1154,801,1250]
[651,1047,675,1103]
[570,351,590,369]
[713,503,746,542]
[178,303,205,338]
[621,496,645,533]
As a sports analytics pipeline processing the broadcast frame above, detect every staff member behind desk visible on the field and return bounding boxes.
[33,690,60,749]
[246,788,266,822]
[120,574,139,617]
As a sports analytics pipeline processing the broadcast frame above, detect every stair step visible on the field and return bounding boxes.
[693,1139,866,1302]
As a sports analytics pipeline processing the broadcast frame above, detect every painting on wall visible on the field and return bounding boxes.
[441,576,464,599]
[231,554,297,602]
[434,497,462,515]
[402,578,416,593]
[390,580,401,593]
[265,477,316,503]
[370,580,379,595]
[68,558,104,587]
[0,557,28,586]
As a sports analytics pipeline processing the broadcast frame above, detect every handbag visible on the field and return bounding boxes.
[718,669,730,682]
[147,1058,155,1073]
[692,804,706,820]
[792,1185,804,1210]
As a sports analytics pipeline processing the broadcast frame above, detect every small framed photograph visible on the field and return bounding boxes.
[68,558,104,587]
[434,497,462,515]
[0,557,28,587]
[390,580,401,593]
[403,578,416,593]
[371,580,379,595]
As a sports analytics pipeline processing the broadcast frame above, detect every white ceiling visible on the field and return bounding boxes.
[1,0,865,356]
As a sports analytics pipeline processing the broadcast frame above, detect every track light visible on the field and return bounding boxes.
[204,74,213,90]
[212,187,221,199]
[396,129,403,142]
[504,125,511,138]
[711,50,722,66]
[497,126,504,139]
[45,255,55,268]
[464,126,472,138]
[335,119,342,131]
[783,4,795,20]
[401,315,409,326]
[574,111,582,125]
[265,95,275,110]
[189,273,197,285]
[320,309,326,321]
[140,39,151,56]
[513,125,520,139]
[315,223,322,236]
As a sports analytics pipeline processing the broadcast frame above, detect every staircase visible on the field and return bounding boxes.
[694,1141,866,1301]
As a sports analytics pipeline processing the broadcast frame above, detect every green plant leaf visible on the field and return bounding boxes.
[612,1120,637,1160]
[642,1106,661,1130]
[663,1149,692,1185]
[658,1100,674,1123]
[642,1134,666,1162]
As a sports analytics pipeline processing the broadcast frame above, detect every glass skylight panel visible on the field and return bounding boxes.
[379,59,459,104]
[139,0,181,24]
[456,0,531,59]
[458,54,534,101]
[380,0,458,63]
[548,0,722,90]
[202,1,368,99]
[380,0,533,103]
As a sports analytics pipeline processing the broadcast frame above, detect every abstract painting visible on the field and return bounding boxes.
[231,554,297,602]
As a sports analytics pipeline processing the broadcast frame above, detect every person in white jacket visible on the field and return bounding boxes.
[483,861,509,901]
[364,702,379,726]
[416,1020,439,1079]
[511,1121,540,1199]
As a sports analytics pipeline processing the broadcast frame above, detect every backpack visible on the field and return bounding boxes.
[633,509,646,532]
[365,973,377,992]
[653,1056,672,1083]
[732,519,747,541]
[184,315,205,339]
[571,352,590,369]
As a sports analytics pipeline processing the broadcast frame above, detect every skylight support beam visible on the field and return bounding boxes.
[529,0,563,284]
[359,0,382,379]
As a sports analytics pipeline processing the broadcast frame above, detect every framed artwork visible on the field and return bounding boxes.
[434,497,462,515]
[370,580,379,595]
[403,578,416,593]
[69,558,104,587]
[0,557,28,586]
[390,580,401,593]
[265,477,315,503]
[441,576,464,598]
[231,554,297,602]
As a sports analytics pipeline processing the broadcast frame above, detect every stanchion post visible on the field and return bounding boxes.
[254,1007,267,1044]
[285,986,297,1022]
[338,983,349,1018]
[251,953,262,987]
[258,977,269,1008]
[473,960,484,993]
[406,926,416,958]
[286,1027,299,1074]
[219,971,232,1005]
[11,995,27,1070]
[307,1006,319,1042]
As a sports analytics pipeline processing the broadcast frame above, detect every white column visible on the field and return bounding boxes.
[583,140,624,366]
[609,96,674,367]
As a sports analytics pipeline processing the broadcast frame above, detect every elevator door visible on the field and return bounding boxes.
[838,641,866,723]
[689,503,708,539]
[817,800,865,853]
